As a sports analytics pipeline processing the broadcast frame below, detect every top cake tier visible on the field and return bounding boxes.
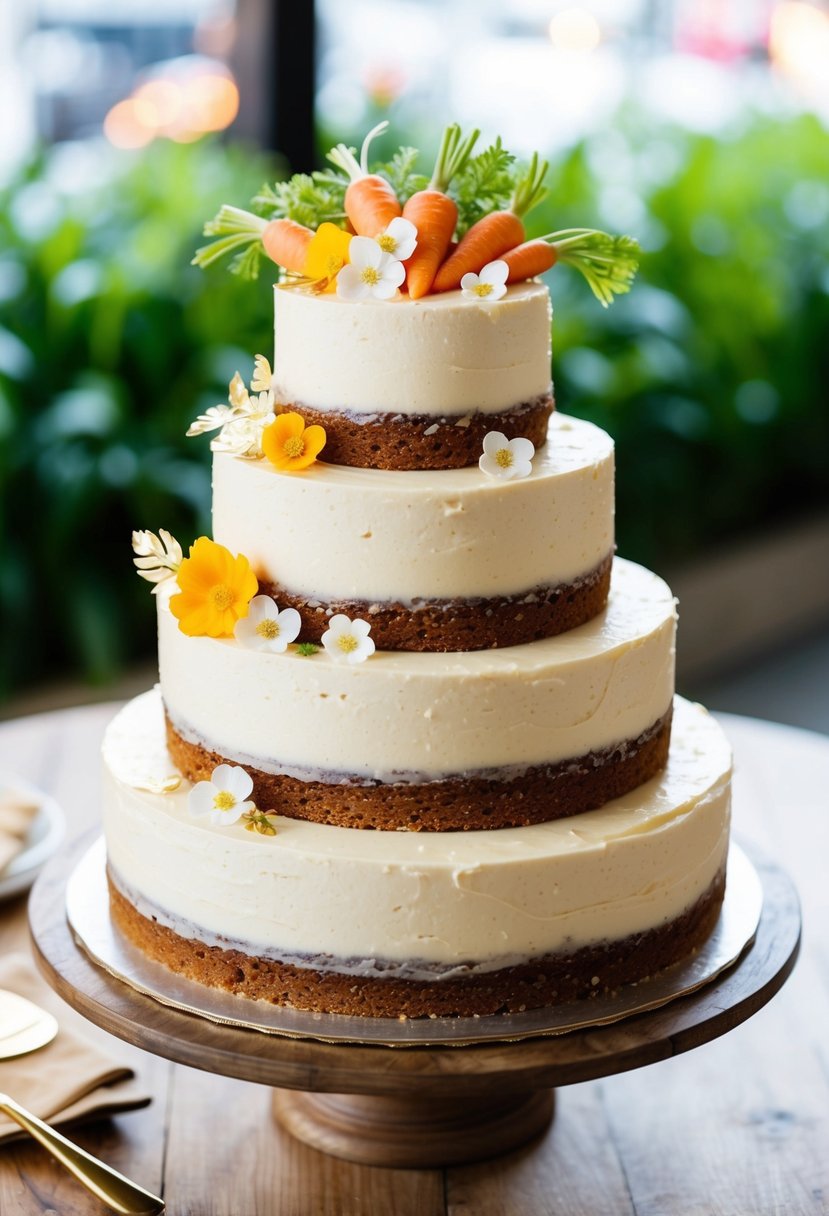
[272,281,554,471]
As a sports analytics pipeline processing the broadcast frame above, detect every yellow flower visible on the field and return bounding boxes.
[170,537,258,638]
[262,412,326,472]
[303,222,352,291]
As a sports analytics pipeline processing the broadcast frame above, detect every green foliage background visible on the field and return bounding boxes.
[1,112,827,699]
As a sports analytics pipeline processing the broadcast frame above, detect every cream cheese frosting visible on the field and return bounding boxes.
[157,558,676,783]
[212,413,614,603]
[102,689,730,971]
[272,280,553,416]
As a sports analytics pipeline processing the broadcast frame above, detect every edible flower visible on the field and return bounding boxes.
[461,259,509,302]
[321,614,375,664]
[262,412,326,472]
[336,236,405,301]
[189,764,255,827]
[303,221,353,290]
[375,217,418,261]
[234,595,302,653]
[170,537,258,638]
[479,432,535,480]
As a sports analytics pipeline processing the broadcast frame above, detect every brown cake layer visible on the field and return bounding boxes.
[165,706,672,832]
[108,865,725,1019]
[288,393,554,470]
[259,553,612,653]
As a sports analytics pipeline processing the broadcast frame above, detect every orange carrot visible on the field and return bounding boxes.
[501,239,557,282]
[261,217,314,272]
[403,124,479,300]
[193,206,313,277]
[327,121,401,237]
[499,229,641,306]
[432,153,548,293]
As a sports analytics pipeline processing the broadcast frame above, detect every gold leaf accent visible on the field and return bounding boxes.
[251,354,273,394]
[132,529,183,594]
[132,775,182,795]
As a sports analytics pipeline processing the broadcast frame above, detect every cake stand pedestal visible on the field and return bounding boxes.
[29,837,800,1170]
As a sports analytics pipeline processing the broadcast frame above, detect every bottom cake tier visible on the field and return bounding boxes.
[101,689,731,1019]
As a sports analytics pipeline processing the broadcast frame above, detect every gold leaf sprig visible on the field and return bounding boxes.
[132,529,183,594]
[186,358,276,459]
[242,808,278,836]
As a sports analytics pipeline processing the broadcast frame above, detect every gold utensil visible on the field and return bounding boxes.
[0,989,163,1213]
[0,988,59,1058]
[0,1092,164,1214]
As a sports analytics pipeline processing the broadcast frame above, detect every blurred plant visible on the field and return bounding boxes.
[0,138,275,698]
[529,109,829,568]
[1,109,828,701]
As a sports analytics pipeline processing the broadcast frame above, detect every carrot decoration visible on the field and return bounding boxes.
[193,207,313,278]
[402,124,480,300]
[500,229,641,307]
[327,121,402,237]
[431,152,548,293]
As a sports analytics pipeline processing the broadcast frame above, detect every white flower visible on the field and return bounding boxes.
[337,237,405,301]
[479,432,536,479]
[188,764,255,827]
[461,260,509,302]
[374,217,417,262]
[321,614,375,664]
[234,595,301,653]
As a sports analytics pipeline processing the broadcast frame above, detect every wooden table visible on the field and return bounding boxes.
[0,703,827,1215]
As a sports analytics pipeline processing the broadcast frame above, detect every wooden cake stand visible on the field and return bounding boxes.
[29,837,800,1170]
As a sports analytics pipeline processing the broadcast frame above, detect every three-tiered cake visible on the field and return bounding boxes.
[103,127,731,1018]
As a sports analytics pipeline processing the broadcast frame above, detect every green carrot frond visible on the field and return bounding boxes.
[510,151,549,219]
[429,124,480,193]
[374,146,429,204]
[192,205,268,275]
[549,228,640,307]
[452,137,518,236]
[251,170,348,229]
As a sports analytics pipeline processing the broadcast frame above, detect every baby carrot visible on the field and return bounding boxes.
[432,152,548,293]
[262,217,314,272]
[327,121,402,237]
[403,124,480,299]
[501,229,641,306]
[193,206,313,275]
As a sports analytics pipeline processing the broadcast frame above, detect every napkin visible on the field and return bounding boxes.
[0,789,40,873]
[0,953,151,1143]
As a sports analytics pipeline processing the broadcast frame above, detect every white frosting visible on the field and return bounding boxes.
[102,690,731,969]
[212,413,614,603]
[157,559,676,782]
[272,281,553,416]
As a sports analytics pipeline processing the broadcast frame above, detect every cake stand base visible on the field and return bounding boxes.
[29,834,800,1171]
[273,1087,555,1167]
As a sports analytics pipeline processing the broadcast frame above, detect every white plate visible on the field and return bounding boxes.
[0,777,65,902]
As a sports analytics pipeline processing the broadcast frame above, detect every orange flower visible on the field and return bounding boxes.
[262,412,326,472]
[303,222,352,291]
[169,537,258,638]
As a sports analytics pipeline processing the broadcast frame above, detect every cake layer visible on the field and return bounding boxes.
[102,692,731,1015]
[212,412,615,649]
[108,866,725,1018]
[272,281,553,417]
[286,395,554,471]
[165,703,671,831]
[157,558,676,787]
[256,555,611,654]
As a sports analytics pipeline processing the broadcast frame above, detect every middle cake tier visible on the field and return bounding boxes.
[212,411,615,652]
[161,557,676,832]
